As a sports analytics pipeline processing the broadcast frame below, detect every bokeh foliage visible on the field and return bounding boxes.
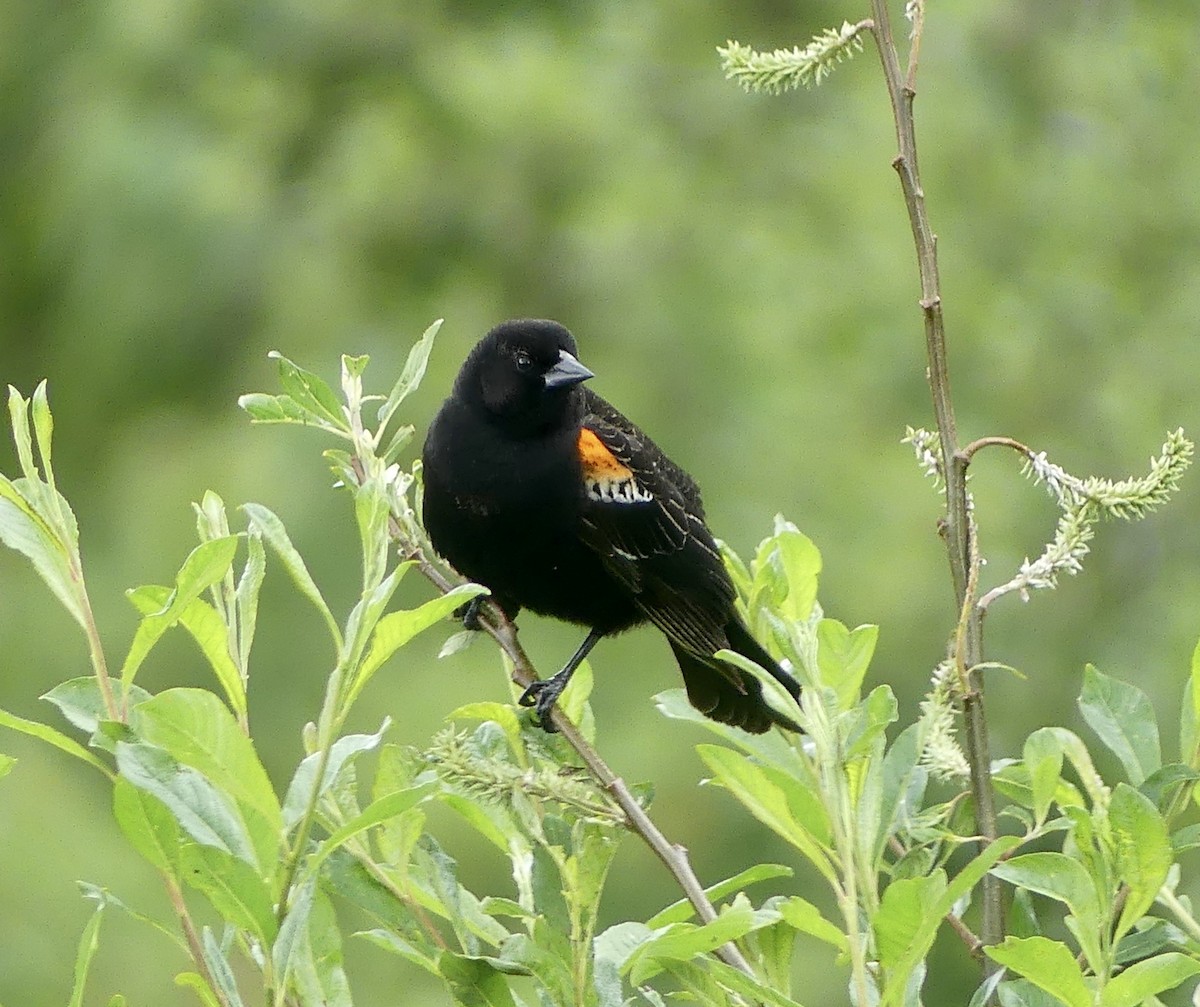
[1,1,1198,1004]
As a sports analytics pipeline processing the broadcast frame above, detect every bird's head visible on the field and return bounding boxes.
[457,319,594,435]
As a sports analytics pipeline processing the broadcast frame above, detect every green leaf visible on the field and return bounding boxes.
[986,936,1090,1007]
[752,517,821,622]
[43,677,152,737]
[1100,952,1200,1007]
[7,385,38,481]
[201,927,247,1007]
[0,475,85,628]
[816,619,878,707]
[237,392,315,426]
[181,844,278,944]
[289,888,352,1007]
[626,908,779,985]
[174,971,223,1007]
[79,882,189,954]
[776,895,849,952]
[305,783,436,877]
[116,742,258,866]
[68,898,105,1007]
[1024,728,1066,826]
[133,689,281,867]
[1078,664,1161,786]
[647,863,794,927]
[1183,639,1200,765]
[234,529,266,673]
[697,745,836,884]
[446,702,526,762]
[990,852,1100,926]
[241,502,341,648]
[268,351,348,430]
[345,582,489,709]
[30,380,54,483]
[875,874,945,973]
[355,479,392,592]
[0,705,112,777]
[282,719,391,830]
[1108,783,1172,939]
[273,878,315,989]
[437,949,520,1007]
[377,319,443,429]
[113,777,182,875]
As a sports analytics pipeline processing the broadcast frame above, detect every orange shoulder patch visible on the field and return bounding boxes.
[577,428,633,480]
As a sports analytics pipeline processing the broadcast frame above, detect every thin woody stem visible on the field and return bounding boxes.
[866,0,1002,958]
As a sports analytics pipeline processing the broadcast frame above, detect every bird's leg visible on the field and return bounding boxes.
[519,628,604,731]
[456,595,487,631]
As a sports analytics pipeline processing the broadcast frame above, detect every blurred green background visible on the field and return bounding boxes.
[1,0,1198,1003]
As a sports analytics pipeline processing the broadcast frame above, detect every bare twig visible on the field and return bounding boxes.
[866,0,1002,957]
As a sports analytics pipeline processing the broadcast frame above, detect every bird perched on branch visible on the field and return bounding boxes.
[421,319,800,733]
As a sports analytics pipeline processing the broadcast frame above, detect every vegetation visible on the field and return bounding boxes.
[2,2,1198,1005]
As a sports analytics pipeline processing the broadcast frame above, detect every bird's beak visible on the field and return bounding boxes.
[543,350,594,390]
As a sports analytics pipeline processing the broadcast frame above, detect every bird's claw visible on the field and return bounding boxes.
[456,596,486,631]
[518,678,565,733]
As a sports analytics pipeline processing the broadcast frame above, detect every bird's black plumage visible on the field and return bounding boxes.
[421,319,801,733]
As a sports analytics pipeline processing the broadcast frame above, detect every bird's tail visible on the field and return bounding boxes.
[670,620,802,733]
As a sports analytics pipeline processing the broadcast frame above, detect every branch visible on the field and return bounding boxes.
[865,1,1002,956]
[408,551,757,978]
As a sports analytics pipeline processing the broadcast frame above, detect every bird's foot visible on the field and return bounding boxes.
[518,671,570,732]
[455,595,487,631]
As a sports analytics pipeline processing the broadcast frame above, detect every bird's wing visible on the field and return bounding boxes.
[576,390,735,657]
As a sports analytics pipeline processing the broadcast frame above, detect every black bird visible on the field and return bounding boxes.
[421,319,801,733]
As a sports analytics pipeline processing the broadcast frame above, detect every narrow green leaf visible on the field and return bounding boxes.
[237,392,313,426]
[79,882,189,954]
[1109,783,1172,939]
[0,477,86,628]
[133,690,280,864]
[201,927,247,1007]
[234,529,265,673]
[268,351,348,430]
[30,380,54,484]
[282,719,391,830]
[1182,637,1200,767]
[985,936,1091,1007]
[664,956,805,1007]
[7,385,38,481]
[776,895,849,952]
[1079,664,1161,786]
[305,783,436,877]
[241,503,341,648]
[627,909,776,984]
[181,844,278,945]
[68,899,105,1007]
[273,880,315,992]
[289,888,352,1007]
[113,777,181,875]
[752,517,821,622]
[124,587,246,718]
[1024,728,1066,825]
[345,582,489,709]
[698,745,835,882]
[0,705,112,777]
[1100,952,1200,1007]
[377,319,443,429]
[354,479,391,593]
[174,971,223,1007]
[116,742,258,866]
[647,863,794,927]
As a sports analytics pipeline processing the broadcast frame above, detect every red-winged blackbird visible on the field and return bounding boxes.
[421,319,800,733]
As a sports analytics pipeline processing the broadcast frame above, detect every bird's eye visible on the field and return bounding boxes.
[514,350,534,372]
